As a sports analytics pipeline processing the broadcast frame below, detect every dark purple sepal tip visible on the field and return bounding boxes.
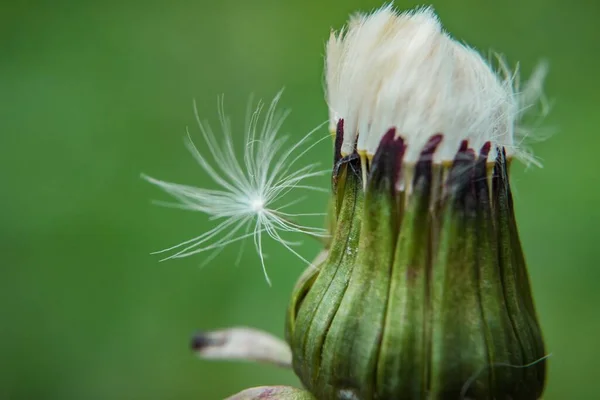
[474,142,492,181]
[368,128,405,193]
[479,141,491,159]
[420,133,444,157]
[448,140,475,187]
[473,141,493,208]
[334,119,344,165]
[414,134,443,190]
[445,140,478,213]
[332,118,364,191]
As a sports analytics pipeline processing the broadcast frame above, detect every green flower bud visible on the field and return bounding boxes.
[286,126,546,399]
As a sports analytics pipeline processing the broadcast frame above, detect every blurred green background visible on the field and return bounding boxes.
[1,0,599,398]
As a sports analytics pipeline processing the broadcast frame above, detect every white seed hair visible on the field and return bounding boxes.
[142,91,329,285]
[325,4,547,165]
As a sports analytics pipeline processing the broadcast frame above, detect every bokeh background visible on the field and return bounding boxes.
[2,0,599,398]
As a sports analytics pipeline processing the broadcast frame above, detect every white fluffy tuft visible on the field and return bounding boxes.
[325,5,547,164]
[143,91,329,285]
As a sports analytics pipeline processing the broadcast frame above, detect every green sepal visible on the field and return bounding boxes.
[316,135,401,399]
[429,153,490,398]
[492,152,546,397]
[288,158,364,391]
[375,157,432,398]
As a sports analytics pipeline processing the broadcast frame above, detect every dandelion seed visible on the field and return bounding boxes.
[142,91,330,285]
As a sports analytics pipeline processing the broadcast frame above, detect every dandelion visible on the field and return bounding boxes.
[149,5,550,400]
[143,91,329,284]
[286,6,549,399]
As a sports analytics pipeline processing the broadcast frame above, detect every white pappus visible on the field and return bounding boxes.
[142,91,330,285]
[325,4,548,174]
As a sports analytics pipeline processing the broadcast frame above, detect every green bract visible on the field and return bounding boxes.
[286,123,546,399]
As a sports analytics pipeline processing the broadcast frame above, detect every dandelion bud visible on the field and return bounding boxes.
[286,5,547,399]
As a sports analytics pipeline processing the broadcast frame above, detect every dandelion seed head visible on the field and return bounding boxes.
[326,4,548,166]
